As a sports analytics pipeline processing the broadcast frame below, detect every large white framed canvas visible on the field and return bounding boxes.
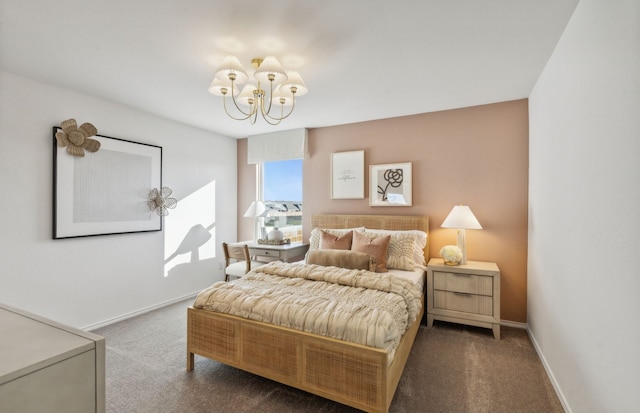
[53,128,162,239]
[369,162,412,206]
[330,150,365,199]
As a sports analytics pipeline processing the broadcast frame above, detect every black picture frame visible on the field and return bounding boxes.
[53,127,163,239]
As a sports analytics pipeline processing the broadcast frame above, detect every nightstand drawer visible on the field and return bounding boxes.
[433,291,494,315]
[252,248,282,259]
[427,259,500,339]
[433,271,493,296]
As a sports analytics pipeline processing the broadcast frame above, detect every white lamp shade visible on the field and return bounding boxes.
[208,78,237,96]
[441,205,482,229]
[215,56,248,84]
[243,201,266,218]
[253,56,288,85]
[236,84,257,107]
[280,71,308,96]
[271,86,294,107]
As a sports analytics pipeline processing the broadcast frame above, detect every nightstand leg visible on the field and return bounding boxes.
[492,324,500,340]
[427,314,434,328]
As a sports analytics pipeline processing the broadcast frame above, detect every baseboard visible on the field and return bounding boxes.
[500,319,527,329]
[527,329,571,413]
[83,292,199,331]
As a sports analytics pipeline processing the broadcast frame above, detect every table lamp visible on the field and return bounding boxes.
[441,205,482,265]
[244,201,266,241]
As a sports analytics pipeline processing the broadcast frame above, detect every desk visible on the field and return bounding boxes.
[244,241,309,263]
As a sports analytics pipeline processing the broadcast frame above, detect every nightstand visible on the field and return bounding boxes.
[426,258,501,339]
[244,241,309,263]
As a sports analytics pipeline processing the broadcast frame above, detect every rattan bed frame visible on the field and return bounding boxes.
[187,214,429,413]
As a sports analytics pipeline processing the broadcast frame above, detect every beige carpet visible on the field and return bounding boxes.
[94,299,563,413]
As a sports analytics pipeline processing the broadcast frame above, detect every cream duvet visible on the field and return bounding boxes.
[193,261,422,361]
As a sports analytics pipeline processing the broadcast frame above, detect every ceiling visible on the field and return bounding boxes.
[0,0,579,139]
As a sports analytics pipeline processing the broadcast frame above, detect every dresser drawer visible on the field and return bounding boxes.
[252,248,282,259]
[433,271,493,296]
[433,291,494,316]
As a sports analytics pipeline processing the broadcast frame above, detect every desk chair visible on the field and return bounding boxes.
[222,242,265,282]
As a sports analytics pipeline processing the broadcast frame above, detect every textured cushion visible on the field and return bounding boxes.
[351,230,391,272]
[365,228,427,266]
[319,230,353,250]
[309,227,364,250]
[306,249,376,271]
[226,261,265,278]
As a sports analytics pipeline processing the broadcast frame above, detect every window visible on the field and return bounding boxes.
[261,159,303,242]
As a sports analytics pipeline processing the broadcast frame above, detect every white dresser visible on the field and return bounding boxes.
[426,258,501,339]
[0,304,105,413]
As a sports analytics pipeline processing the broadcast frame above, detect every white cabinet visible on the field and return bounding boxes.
[426,258,501,339]
[0,304,105,413]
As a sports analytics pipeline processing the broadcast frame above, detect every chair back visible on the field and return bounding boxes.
[222,242,252,281]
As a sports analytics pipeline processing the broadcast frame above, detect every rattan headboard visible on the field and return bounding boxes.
[310,214,430,262]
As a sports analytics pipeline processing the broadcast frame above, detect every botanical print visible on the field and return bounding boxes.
[369,162,412,206]
[377,168,404,201]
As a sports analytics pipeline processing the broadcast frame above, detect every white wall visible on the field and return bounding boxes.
[528,1,640,412]
[0,71,237,329]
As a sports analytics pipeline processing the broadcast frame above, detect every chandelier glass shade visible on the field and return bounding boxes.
[208,56,308,125]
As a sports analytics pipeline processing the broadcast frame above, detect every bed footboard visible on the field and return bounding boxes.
[187,304,423,413]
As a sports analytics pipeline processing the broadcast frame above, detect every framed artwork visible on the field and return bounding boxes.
[53,128,163,239]
[330,150,365,199]
[369,162,412,206]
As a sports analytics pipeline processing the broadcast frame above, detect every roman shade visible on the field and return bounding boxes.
[247,128,308,164]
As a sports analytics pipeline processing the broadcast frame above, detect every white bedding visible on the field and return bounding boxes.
[388,266,426,292]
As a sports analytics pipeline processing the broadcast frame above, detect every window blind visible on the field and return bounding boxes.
[247,128,308,164]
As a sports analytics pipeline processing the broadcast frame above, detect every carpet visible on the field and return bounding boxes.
[94,299,563,413]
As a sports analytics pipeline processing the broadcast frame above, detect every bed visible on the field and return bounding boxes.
[187,214,429,413]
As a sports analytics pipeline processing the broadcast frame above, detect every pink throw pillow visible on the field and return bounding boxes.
[351,231,390,272]
[319,230,353,250]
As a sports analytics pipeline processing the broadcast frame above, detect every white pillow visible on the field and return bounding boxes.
[364,228,428,266]
[309,227,364,251]
[356,230,415,271]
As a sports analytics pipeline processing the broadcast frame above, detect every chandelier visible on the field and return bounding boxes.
[208,56,308,125]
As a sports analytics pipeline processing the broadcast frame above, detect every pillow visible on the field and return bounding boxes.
[306,249,376,272]
[359,230,417,271]
[351,230,391,272]
[365,228,428,266]
[319,230,352,250]
[309,227,364,250]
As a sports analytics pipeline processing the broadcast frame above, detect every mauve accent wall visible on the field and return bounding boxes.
[238,99,529,323]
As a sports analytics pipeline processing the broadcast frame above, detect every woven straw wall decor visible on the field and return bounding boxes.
[54,118,101,157]
[148,187,177,216]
